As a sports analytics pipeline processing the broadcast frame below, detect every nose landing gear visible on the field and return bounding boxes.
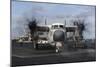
[55,42,63,53]
[56,47,59,53]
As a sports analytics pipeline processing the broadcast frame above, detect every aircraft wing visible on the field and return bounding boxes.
[65,26,77,32]
[37,26,49,32]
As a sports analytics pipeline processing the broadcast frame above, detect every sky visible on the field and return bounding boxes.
[11,1,96,39]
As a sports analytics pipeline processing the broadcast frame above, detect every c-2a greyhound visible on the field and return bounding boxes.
[29,20,80,53]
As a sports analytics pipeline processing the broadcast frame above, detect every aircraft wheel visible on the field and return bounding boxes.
[34,44,36,49]
[34,44,38,49]
[55,47,60,53]
[56,49,58,53]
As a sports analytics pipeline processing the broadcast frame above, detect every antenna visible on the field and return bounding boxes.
[45,18,47,25]
[65,19,66,26]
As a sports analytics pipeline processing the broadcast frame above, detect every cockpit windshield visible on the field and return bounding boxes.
[60,25,64,28]
[52,25,64,29]
[54,25,58,29]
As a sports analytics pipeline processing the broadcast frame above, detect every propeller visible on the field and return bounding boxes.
[73,19,90,39]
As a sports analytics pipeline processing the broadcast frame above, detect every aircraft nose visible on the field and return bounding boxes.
[53,30,65,41]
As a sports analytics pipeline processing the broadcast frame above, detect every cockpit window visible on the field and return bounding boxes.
[52,25,64,29]
[52,25,58,29]
[54,25,58,29]
[60,25,64,28]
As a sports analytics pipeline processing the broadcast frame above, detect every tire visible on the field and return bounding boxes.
[56,49,59,53]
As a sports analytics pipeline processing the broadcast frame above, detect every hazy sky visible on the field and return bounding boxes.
[11,1,96,39]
